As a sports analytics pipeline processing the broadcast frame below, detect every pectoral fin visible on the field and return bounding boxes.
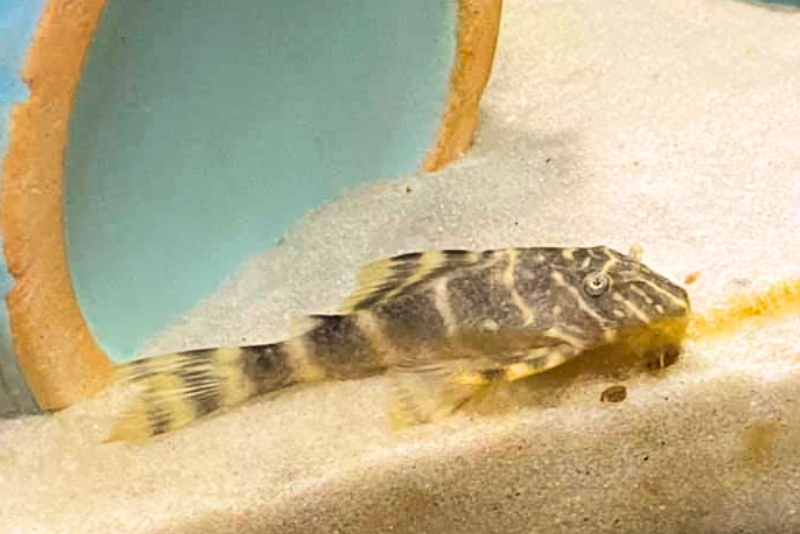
[385,323,588,429]
[387,362,494,430]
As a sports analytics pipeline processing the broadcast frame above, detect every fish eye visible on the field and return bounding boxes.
[583,271,610,297]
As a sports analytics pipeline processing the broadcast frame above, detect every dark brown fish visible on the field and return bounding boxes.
[107,246,690,442]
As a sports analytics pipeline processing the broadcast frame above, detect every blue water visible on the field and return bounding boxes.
[0,0,44,190]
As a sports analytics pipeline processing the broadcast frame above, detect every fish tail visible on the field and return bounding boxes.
[107,341,300,442]
[106,313,386,442]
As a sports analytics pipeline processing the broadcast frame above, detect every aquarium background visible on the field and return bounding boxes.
[63,0,457,362]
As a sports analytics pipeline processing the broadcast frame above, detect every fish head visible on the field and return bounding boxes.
[549,246,691,352]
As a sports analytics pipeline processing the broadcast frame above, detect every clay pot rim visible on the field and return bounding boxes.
[0,0,502,410]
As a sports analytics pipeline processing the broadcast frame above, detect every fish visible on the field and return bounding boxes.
[106,245,691,442]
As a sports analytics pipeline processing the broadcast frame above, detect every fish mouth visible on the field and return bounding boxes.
[607,314,691,361]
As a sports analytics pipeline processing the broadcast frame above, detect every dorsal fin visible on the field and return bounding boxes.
[338,249,486,313]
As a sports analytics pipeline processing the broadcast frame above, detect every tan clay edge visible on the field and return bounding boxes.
[422,0,503,172]
[0,0,113,410]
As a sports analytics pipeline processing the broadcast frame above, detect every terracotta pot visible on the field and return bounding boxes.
[0,0,503,411]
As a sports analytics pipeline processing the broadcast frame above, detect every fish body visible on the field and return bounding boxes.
[107,246,690,442]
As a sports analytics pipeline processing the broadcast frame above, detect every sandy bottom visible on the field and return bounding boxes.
[4,0,800,532]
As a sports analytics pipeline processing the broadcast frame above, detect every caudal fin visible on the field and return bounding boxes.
[106,343,294,443]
